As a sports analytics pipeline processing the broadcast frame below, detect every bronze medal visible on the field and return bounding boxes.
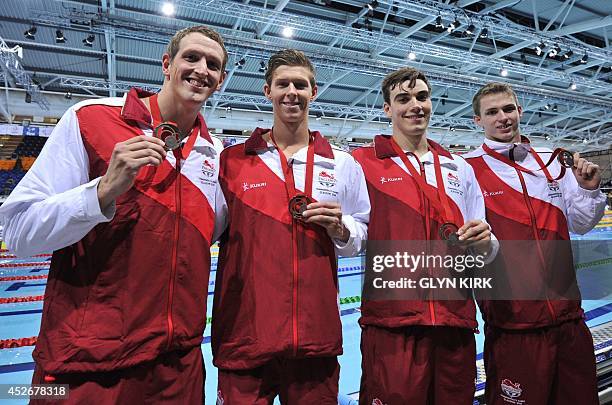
[558,150,574,169]
[153,122,182,151]
[439,222,460,244]
[289,194,312,220]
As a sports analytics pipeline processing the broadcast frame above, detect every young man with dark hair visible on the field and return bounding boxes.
[352,67,495,404]
[465,82,605,405]
[0,25,227,403]
[211,48,370,404]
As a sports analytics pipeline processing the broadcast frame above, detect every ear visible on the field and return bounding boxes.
[473,115,482,127]
[162,54,171,80]
[216,70,227,91]
[517,105,523,118]
[383,102,392,119]
[263,82,272,100]
[310,84,318,100]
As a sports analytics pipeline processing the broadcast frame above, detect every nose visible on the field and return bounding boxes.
[287,83,298,96]
[497,110,509,121]
[408,99,423,112]
[193,59,209,76]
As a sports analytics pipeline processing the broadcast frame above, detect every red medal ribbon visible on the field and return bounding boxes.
[149,93,200,159]
[389,137,458,227]
[269,128,316,219]
[482,143,569,182]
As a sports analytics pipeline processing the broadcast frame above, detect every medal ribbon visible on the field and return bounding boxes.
[389,138,457,226]
[482,144,569,182]
[149,93,200,159]
[269,128,315,203]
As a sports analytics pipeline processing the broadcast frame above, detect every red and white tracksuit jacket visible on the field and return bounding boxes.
[353,135,496,330]
[0,88,222,373]
[464,137,606,329]
[211,127,370,370]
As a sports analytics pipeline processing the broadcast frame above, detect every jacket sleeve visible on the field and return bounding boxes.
[210,138,228,244]
[212,181,228,244]
[463,160,499,263]
[560,166,606,235]
[333,155,370,257]
[0,107,114,257]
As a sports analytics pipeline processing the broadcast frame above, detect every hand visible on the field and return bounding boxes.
[302,201,350,242]
[457,220,491,241]
[97,135,167,210]
[572,152,601,190]
[457,219,491,256]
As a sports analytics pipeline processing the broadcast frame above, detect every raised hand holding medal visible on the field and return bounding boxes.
[149,94,199,153]
[571,151,601,190]
[269,129,349,242]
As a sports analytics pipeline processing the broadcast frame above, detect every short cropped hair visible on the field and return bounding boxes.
[265,49,316,89]
[472,82,519,116]
[166,26,228,71]
[382,67,431,104]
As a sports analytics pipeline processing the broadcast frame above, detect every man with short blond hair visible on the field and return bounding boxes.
[471,82,519,117]
[465,81,605,405]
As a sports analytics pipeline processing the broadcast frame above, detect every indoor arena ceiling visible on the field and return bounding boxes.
[0,0,611,150]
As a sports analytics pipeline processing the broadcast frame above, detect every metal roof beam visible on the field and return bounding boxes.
[479,0,522,14]
[256,0,290,39]
[0,35,49,110]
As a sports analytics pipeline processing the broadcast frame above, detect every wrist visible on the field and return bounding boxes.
[97,177,116,212]
[335,222,350,243]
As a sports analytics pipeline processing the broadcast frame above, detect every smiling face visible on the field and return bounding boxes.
[264,65,317,125]
[474,92,523,143]
[161,32,226,108]
[383,79,432,138]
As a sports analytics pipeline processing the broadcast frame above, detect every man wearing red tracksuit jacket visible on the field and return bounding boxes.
[464,82,606,405]
[0,26,228,403]
[352,67,497,404]
[212,49,370,404]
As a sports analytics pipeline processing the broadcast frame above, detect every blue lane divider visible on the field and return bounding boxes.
[5,282,47,291]
[0,309,42,317]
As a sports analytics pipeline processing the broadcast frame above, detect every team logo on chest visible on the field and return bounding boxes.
[447,172,461,188]
[446,171,463,196]
[315,170,339,198]
[318,170,337,188]
[547,180,562,199]
[201,159,216,178]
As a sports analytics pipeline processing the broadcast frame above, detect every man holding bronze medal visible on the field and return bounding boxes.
[211,49,370,404]
[352,67,496,404]
[465,82,606,405]
[0,26,227,403]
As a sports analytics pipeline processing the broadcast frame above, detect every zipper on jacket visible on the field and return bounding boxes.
[418,161,436,326]
[166,158,181,349]
[291,220,299,356]
[515,169,556,323]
